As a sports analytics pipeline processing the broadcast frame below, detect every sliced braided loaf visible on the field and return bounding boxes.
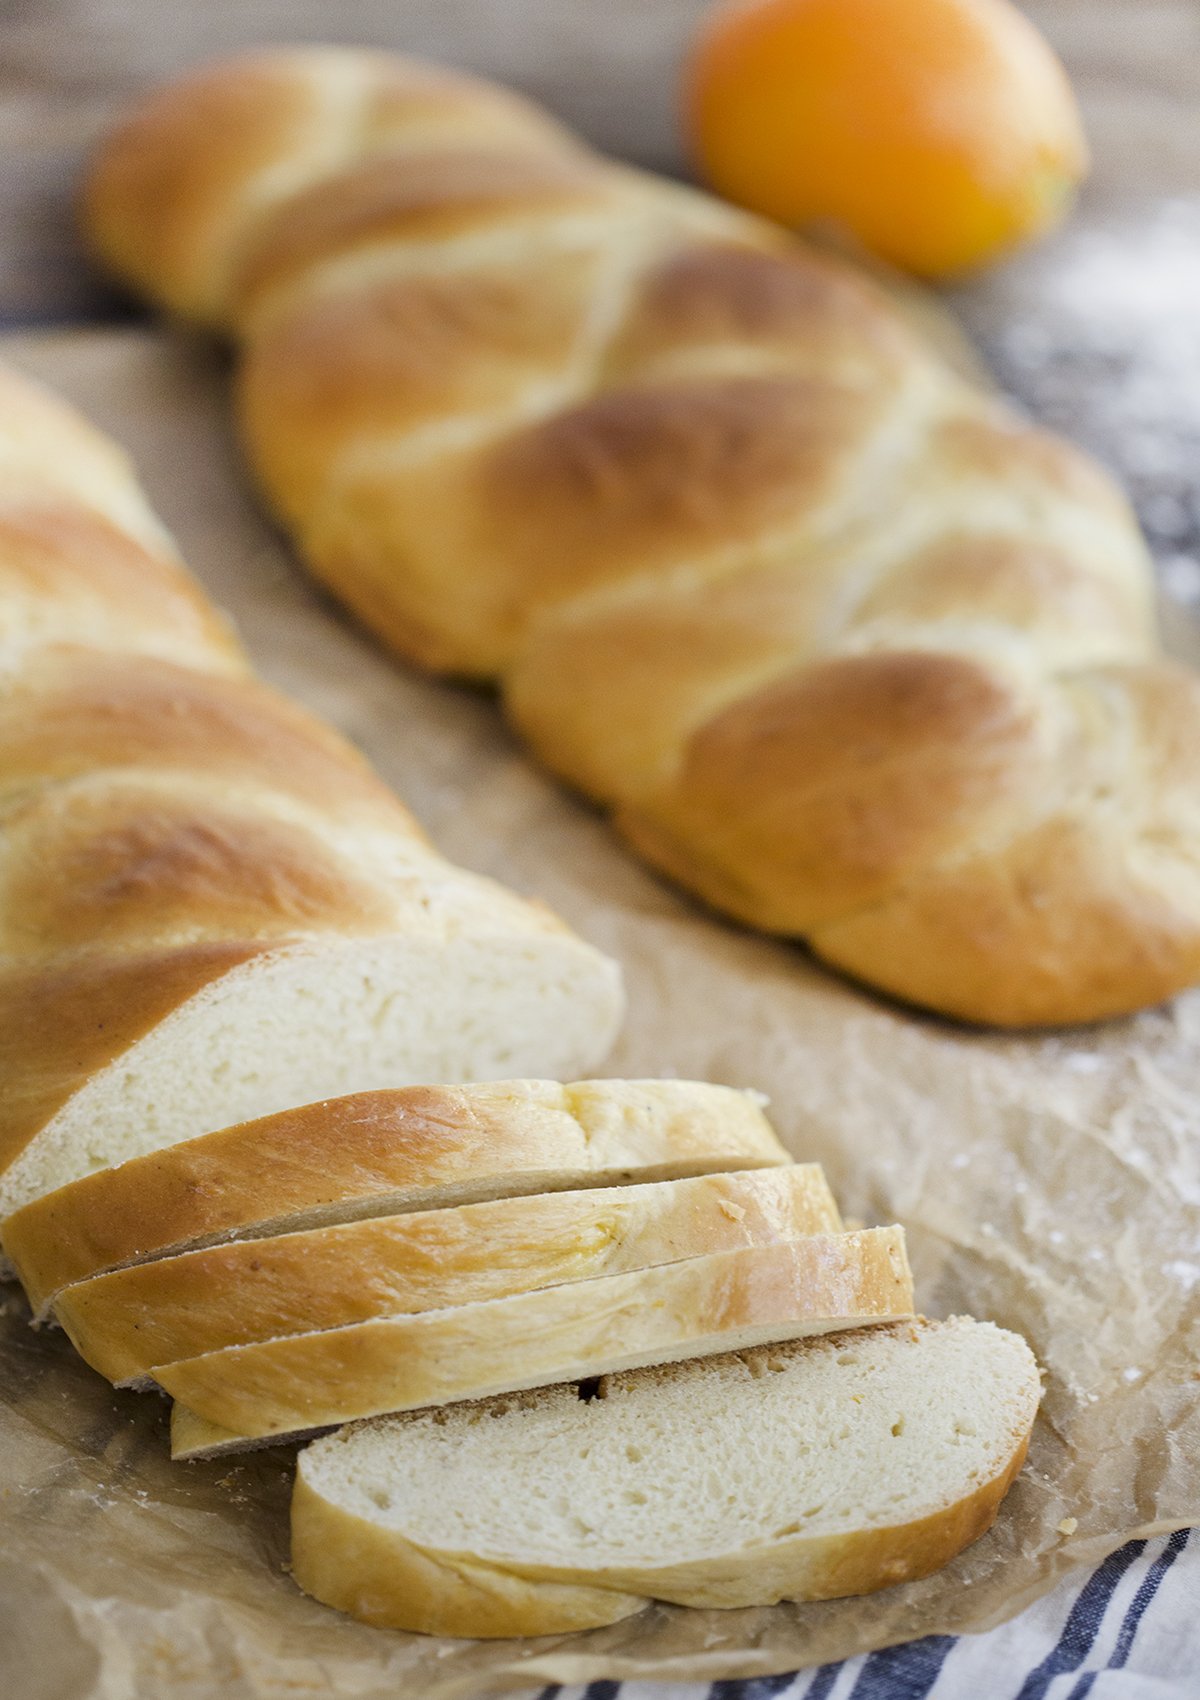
[85,47,1200,1026]
[0,359,622,1227]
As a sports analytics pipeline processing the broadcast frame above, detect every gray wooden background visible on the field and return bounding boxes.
[2,2,1195,313]
[3,0,1199,593]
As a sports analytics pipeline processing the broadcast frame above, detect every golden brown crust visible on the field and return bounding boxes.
[307,371,891,677]
[2,786,400,957]
[811,829,1200,1026]
[478,374,884,600]
[81,53,347,326]
[1,1080,787,1315]
[0,648,418,830]
[807,660,1200,1023]
[233,149,617,322]
[603,241,920,384]
[624,651,1049,932]
[159,1229,913,1447]
[0,503,242,668]
[238,250,604,527]
[848,533,1154,658]
[54,1165,839,1383]
[84,46,1196,1027]
[506,554,840,801]
[85,45,588,327]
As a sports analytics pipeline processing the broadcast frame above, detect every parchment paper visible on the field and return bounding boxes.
[1,327,1197,1700]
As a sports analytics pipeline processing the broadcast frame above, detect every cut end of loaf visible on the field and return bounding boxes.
[0,931,622,1222]
[292,1315,1040,1636]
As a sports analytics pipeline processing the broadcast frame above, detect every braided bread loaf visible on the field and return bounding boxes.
[0,359,622,1227]
[85,47,1200,1027]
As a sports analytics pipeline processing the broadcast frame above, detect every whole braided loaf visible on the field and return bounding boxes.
[85,46,1200,1027]
[0,359,622,1230]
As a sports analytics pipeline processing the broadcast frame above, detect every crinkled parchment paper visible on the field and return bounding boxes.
[1,329,1197,1700]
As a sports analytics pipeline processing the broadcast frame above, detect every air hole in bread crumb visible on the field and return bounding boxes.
[773,1522,802,1538]
[625,1444,643,1462]
[576,1378,602,1402]
[891,1417,905,1437]
[954,1419,977,1437]
[624,1489,647,1506]
[370,1490,392,1510]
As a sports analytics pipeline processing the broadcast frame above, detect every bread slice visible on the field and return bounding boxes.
[164,1228,913,1457]
[3,1080,787,1317]
[290,1315,1040,1637]
[54,1164,839,1386]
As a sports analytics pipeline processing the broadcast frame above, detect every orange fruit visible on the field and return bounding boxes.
[685,0,1088,277]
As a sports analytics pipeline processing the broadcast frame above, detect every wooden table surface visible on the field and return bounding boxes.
[3,0,1199,591]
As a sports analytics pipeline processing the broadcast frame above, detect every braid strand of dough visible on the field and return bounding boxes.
[85,46,1200,1026]
[0,356,621,1224]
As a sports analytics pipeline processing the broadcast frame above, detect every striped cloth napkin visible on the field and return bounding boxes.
[537,1531,1195,1700]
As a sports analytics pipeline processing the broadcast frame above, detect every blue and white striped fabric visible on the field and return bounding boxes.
[539,1531,1195,1700]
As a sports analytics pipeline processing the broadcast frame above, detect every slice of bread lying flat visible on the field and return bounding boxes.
[3,1079,788,1317]
[166,1228,914,1457]
[291,1316,1040,1638]
[55,1164,840,1387]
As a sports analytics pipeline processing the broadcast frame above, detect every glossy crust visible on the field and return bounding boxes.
[81,48,578,328]
[83,47,1200,1027]
[0,647,418,828]
[162,1228,913,1452]
[0,359,622,1228]
[3,1080,787,1316]
[288,1318,1038,1636]
[53,1159,830,1383]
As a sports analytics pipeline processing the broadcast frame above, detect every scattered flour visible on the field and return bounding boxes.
[968,197,1200,601]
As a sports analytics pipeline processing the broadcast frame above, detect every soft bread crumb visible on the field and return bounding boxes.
[298,1315,1039,1571]
[1,933,621,1216]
